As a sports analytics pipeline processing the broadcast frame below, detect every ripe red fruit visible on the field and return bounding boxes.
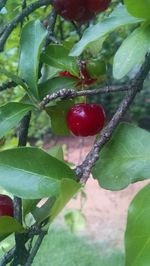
[0,195,14,217]
[59,62,97,86]
[66,103,106,136]
[53,0,111,23]
[87,0,111,13]
[59,71,79,80]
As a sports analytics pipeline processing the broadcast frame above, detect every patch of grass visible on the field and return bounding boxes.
[33,227,124,266]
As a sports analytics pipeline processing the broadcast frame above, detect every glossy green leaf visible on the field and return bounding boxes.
[113,26,150,79]
[39,76,77,99]
[23,199,40,219]
[0,102,33,138]
[92,123,150,190]
[46,100,74,136]
[50,179,81,222]
[70,5,144,56]
[20,20,47,99]
[41,44,79,76]
[0,69,27,90]
[47,145,64,161]
[32,179,80,223]
[0,147,75,199]
[32,197,56,223]
[124,0,150,19]
[0,217,25,238]
[125,183,150,266]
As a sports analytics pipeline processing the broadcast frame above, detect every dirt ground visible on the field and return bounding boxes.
[45,135,149,249]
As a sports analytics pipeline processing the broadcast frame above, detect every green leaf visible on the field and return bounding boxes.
[23,199,40,219]
[92,123,150,191]
[39,76,77,99]
[0,217,25,238]
[113,26,150,79]
[70,5,144,56]
[0,102,33,138]
[41,44,79,76]
[0,147,75,199]
[125,183,150,266]
[86,59,106,79]
[50,179,81,222]
[64,209,86,232]
[46,100,74,136]
[0,69,27,90]
[20,20,47,99]
[32,179,80,224]
[124,0,150,19]
[47,145,64,161]
[32,197,56,223]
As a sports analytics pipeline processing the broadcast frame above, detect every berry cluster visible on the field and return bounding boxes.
[53,0,111,23]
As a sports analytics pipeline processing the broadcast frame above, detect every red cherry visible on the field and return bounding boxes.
[0,195,14,217]
[53,0,89,23]
[53,0,109,23]
[86,0,111,13]
[66,103,106,137]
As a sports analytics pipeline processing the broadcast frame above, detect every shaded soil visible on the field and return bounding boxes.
[44,135,149,249]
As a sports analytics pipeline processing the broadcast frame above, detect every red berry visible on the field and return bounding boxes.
[59,71,79,80]
[66,103,106,137]
[53,0,111,23]
[86,0,111,13]
[59,63,97,86]
[53,0,89,23]
[0,195,14,217]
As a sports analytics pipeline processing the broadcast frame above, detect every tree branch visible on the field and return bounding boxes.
[44,8,59,47]
[25,231,46,266]
[39,85,129,109]
[0,0,7,11]
[75,51,150,182]
[0,247,15,266]
[0,0,53,51]
[0,81,16,92]
[12,112,32,265]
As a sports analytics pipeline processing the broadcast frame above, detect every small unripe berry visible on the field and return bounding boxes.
[66,103,106,137]
[0,195,14,217]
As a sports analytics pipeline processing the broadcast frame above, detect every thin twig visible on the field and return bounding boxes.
[22,0,27,10]
[44,8,59,47]
[39,85,129,109]
[0,247,15,266]
[0,0,7,11]
[75,51,150,182]
[0,0,52,51]
[0,81,16,92]
[25,231,47,266]
[12,112,32,265]
[39,8,58,78]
